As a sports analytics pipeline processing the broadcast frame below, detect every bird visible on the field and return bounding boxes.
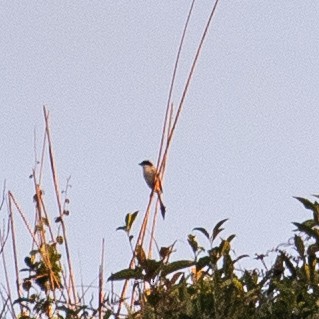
[139,160,166,218]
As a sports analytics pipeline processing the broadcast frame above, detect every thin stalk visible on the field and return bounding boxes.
[148,103,174,258]
[147,0,195,259]
[1,230,17,319]
[98,238,105,319]
[8,193,22,308]
[116,197,154,317]
[156,0,196,171]
[8,192,39,249]
[39,123,47,185]
[160,0,220,174]
[43,106,78,305]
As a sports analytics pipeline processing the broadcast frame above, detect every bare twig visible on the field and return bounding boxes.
[0,287,15,319]
[38,122,47,186]
[0,219,10,256]
[116,198,154,317]
[8,193,22,308]
[148,103,174,258]
[33,127,38,170]
[1,233,17,319]
[156,0,196,171]
[43,106,78,305]
[0,295,9,319]
[0,180,6,212]
[8,192,39,249]
[159,0,220,176]
[98,238,105,319]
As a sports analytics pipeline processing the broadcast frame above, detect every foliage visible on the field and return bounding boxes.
[2,191,319,319]
[106,197,319,319]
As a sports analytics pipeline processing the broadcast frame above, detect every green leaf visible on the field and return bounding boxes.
[55,216,62,223]
[188,234,199,253]
[282,254,296,278]
[159,246,171,260]
[196,256,210,271]
[20,268,34,272]
[143,259,162,280]
[242,270,258,290]
[294,197,319,223]
[212,219,228,241]
[135,245,146,266]
[314,202,319,223]
[13,297,34,305]
[24,257,33,268]
[227,234,236,243]
[103,310,112,319]
[161,260,194,276]
[273,254,284,277]
[301,219,316,228]
[233,254,249,264]
[30,250,38,256]
[223,254,234,276]
[108,267,143,281]
[22,280,32,291]
[220,278,233,288]
[292,222,319,242]
[193,227,210,240]
[307,243,319,256]
[294,235,305,258]
[170,272,184,285]
[209,247,220,264]
[125,211,139,232]
[56,236,64,245]
[219,239,231,256]
[232,277,244,291]
[294,197,316,210]
[145,291,161,307]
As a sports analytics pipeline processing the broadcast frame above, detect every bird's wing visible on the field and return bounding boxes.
[154,174,163,193]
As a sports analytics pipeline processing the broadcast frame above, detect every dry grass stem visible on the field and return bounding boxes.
[116,1,223,316]
[43,106,78,304]
[98,238,105,319]
[8,194,22,305]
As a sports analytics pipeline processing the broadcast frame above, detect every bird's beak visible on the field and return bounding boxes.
[138,162,143,166]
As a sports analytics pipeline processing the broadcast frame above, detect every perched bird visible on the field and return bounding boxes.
[139,160,166,218]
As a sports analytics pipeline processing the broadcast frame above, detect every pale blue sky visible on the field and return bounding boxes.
[1,1,319,295]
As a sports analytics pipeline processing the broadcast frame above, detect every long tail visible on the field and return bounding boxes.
[157,192,166,219]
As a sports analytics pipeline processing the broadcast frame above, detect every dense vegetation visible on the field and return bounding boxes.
[3,191,319,318]
[109,197,319,319]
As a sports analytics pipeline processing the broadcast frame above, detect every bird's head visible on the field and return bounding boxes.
[139,160,153,167]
